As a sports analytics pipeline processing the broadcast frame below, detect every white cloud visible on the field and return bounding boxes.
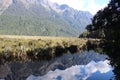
[26,60,113,80]
[49,0,109,15]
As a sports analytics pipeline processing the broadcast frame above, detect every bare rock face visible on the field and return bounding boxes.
[0,0,12,14]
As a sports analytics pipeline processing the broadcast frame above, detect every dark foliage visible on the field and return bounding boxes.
[67,45,78,53]
[86,0,120,79]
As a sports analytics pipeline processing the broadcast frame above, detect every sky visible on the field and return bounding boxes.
[49,0,110,15]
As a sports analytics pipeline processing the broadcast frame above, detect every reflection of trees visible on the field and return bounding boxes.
[85,0,120,79]
[104,39,120,79]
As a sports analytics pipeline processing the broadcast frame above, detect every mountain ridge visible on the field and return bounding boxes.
[0,0,92,36]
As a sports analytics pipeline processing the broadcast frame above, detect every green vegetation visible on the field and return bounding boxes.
[79,31,90,38]
[0,0,92,36]
[0,14,77,36]
[84,0,120,79]
[85,0,120,51]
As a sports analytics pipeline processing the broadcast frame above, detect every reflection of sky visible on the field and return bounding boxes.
[27,60,114,80]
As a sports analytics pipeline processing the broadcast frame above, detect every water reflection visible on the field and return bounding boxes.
[27,60,113,80]
[87,39,120,79]
[26,51,114,80]
[102,41,120,80]
[0,51,114,80]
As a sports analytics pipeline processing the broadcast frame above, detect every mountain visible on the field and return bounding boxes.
[0,0,92,36]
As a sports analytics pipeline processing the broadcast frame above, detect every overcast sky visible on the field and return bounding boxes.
[49,0,110,15]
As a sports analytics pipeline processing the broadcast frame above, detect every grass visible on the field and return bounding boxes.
[0,35,97,61]
[0,35,88,48]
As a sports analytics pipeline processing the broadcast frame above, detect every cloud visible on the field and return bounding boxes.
[49,0,109,15]
[26,60,113,80]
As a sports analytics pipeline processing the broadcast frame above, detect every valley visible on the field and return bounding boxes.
[0,0,118,80]
[0,0,92,36]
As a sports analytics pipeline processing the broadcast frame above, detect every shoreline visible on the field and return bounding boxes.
[0,35,99,62]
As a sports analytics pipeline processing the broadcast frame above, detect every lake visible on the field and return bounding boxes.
[0,50,114,80]
[26,50,114,80]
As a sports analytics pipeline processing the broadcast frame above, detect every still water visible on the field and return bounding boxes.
[26,50,114,80]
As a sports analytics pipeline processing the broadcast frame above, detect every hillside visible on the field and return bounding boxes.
[0,0,92,36]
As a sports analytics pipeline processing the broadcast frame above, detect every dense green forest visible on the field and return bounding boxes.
[0,14,77,36]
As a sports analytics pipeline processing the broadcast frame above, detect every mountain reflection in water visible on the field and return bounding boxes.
[26,51,114,80]
[0,51,114,80]
[27,60,113,80]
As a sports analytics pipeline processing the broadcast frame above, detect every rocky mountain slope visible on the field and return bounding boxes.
[0,0,92,36]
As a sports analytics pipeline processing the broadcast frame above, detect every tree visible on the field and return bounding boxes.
[86,0,120,41]
[86,0,120,79]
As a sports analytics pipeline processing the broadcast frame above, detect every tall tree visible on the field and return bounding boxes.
[86,0,120,79]
[88,0,120,39]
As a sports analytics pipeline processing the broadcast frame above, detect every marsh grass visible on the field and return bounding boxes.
[0,35,91,62]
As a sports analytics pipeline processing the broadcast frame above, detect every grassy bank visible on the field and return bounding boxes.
[0,35,97,62]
